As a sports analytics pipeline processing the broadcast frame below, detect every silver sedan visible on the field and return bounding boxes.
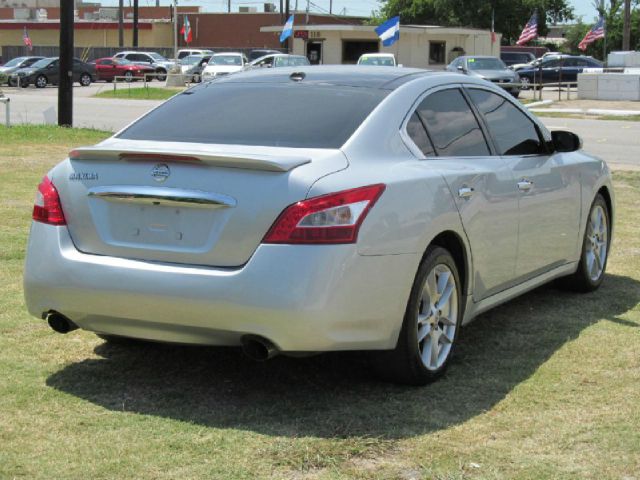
[24,66,614,385]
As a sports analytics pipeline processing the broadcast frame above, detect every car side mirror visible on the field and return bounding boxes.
[457,65,466,73]
[552,130,582,153]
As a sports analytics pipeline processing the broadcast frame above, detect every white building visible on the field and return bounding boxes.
[260,24,501,68]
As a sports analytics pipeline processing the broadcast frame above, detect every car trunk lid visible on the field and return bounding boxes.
[53,139,348,267]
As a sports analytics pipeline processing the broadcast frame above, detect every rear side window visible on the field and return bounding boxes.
[416,89,490,157]
[118,83,388,149]
[468,89,545,156]
[405,112,435,156]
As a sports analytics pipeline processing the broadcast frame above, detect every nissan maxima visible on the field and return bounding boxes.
[24,66,613,385]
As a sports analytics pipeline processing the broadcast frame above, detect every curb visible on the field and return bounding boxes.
[530,107,640,117]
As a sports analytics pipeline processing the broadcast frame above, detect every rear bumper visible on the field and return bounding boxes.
[24,222,417,351]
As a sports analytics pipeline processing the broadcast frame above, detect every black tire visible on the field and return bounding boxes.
[79,73,91,86]
[510,90,520,99]
[156,69,167,81]
[35,75,47,88]
[124,71,133,82]
[193,73,201,83]
[371,246,463,385]
[105,78,113,83]
[557,194,610,293]
[8,77,18,87]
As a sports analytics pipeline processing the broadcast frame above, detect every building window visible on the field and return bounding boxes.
[429,41,446,64]
[342,40,379,64]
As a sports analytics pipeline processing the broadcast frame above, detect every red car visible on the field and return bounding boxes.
[93,57,155,82]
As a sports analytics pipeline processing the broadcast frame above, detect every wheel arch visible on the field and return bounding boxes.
[597,185,613,235]
[425,230,471,300]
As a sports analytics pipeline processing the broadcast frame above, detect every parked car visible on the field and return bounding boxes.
[92,57,155,82]
[246,53,310,69]
[177,48,214,60]
[24,66,613,385]
[201,52,247,81]
[248,49,281,62]
[10,57,94,88]
[517,55,603,89]
[180,54,211,82]
[357,53,397,66]
[447,55,521,97]
[500,51,535,67]
[0,56,44,85]
[113,51,175,81]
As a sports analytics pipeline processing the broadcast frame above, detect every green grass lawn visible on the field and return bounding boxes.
[1,125,639,479]
[94,86,184,100]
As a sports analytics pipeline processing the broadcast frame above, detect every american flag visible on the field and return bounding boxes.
[23,26,33,51]
[516,12,538,45]
[579,15,605,51]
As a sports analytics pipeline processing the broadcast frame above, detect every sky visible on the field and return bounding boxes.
[102,0,601,23]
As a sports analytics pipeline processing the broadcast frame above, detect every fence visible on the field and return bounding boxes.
[1,45,287,63]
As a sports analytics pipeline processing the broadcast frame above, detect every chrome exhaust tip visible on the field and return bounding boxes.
[46,311,78,334]
[241,335,278,361]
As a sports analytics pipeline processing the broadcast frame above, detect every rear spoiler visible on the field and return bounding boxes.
[69,146,311,173]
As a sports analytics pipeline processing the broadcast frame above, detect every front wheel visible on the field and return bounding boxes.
[35,75,47,88]
[371,246,462,385]
[124,71,133,82]
[559,194,610,292]
[156,69,167,81]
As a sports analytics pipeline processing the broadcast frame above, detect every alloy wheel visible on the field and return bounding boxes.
[585,204,608,282]
[416,264,458,370]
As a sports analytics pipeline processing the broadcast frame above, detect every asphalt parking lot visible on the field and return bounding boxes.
[1,82,638,171]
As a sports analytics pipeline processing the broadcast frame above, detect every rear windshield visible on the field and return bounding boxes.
[118,82,388,148]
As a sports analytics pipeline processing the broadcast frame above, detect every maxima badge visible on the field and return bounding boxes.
[151,163,170,182]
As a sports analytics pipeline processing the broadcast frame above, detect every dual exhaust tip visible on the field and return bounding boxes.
[45,311,78,334]
[45,311,279,362]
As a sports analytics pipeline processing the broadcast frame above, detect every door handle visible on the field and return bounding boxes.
[517,180,534,192]
[458,186,474,199]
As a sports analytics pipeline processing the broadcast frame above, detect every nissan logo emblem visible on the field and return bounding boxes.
[151,163,170,182]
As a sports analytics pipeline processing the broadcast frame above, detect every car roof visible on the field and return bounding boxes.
[359,53,395,57]
[208,65,433,90]
[459,55,500,60]
[213,52,243,56]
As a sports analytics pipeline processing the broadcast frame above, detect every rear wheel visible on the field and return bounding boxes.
[124,71,133,82]
[372,246,462,385]
[35,75,47,88]
[520,76,531,90]
[79,73,91,86]
[559,194,610,292]
[156,69,167,81]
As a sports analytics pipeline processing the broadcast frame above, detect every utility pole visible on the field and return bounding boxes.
[622,0,631,50]
[329,0,332,15]
[173,0,178,61]
[228,0,231,13]
[118,0,124,47]
[284,0,290,52]
[279,0,283,22]
[58,0,73,127]
[132,0,139,47]
[305,0,309,24]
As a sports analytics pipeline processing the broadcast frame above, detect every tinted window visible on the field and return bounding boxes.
[468,89,545,156]
[417,89,490,157]
[406,112,435,156]
[118,83,388,149]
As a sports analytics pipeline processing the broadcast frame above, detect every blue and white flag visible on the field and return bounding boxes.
[280,15,294,43]
[375,16,400,47]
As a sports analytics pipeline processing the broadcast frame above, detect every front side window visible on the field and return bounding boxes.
[417,89,490,157]
[468,89,545,156]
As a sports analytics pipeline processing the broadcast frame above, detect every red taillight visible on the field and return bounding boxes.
[262,184,385,245]
[32,176,66,225]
